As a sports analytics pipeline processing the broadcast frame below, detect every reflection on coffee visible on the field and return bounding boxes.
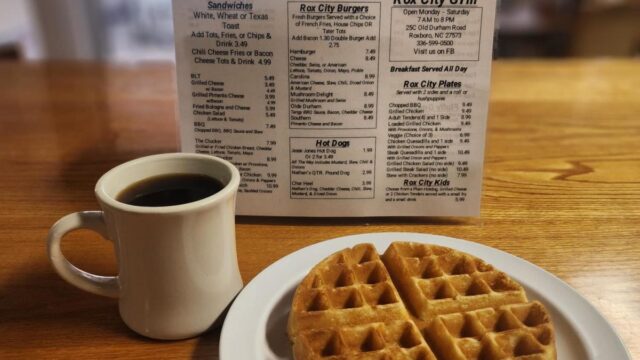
[117,174,224,207]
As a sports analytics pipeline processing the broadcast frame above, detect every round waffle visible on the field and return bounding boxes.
[288,242,556,359]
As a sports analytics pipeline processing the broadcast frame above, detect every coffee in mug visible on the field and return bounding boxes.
[117,173,225,207]
[46,153,243,340]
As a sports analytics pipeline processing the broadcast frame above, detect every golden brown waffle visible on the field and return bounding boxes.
[288,242,556,360]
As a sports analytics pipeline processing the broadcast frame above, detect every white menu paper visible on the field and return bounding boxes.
[172,0,497,216]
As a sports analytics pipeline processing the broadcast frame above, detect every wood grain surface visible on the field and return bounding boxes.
[0,60,638,359]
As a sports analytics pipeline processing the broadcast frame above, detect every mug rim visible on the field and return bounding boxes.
[95,153,240,214]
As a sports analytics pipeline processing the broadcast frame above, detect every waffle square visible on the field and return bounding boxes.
[288,242,556,360]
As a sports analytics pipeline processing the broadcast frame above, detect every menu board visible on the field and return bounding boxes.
[172,0,497,216]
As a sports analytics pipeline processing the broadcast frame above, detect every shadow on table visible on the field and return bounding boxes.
[192,326,222,359]
[2,259,232,357]
[237,215,478,226]
[191,300,236,359]
[0,260,138,343]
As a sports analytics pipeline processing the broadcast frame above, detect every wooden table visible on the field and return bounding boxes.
[0,60,638,359]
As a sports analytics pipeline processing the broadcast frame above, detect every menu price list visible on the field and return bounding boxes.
[195,136,279,195]
[384,76,474,204]
[173,0,497,216]
[189,75,280,195]
[290,137,376,199]
[288,2,381,129]
[181,4,282,195]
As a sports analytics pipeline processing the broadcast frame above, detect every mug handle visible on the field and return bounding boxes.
[47,211,119,298]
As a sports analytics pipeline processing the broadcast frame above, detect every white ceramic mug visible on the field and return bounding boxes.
[47,153,243,340]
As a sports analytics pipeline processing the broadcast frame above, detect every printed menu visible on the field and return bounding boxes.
[172,0,497,216]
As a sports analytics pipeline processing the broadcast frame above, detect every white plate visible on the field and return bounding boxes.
[220,232,630,359]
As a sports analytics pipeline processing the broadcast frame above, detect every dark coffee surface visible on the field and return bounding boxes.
[117,174,224,207]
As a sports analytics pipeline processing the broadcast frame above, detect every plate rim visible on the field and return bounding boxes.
[220,232,630,360]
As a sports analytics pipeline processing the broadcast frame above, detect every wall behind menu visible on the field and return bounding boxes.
[172,0,497,217]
